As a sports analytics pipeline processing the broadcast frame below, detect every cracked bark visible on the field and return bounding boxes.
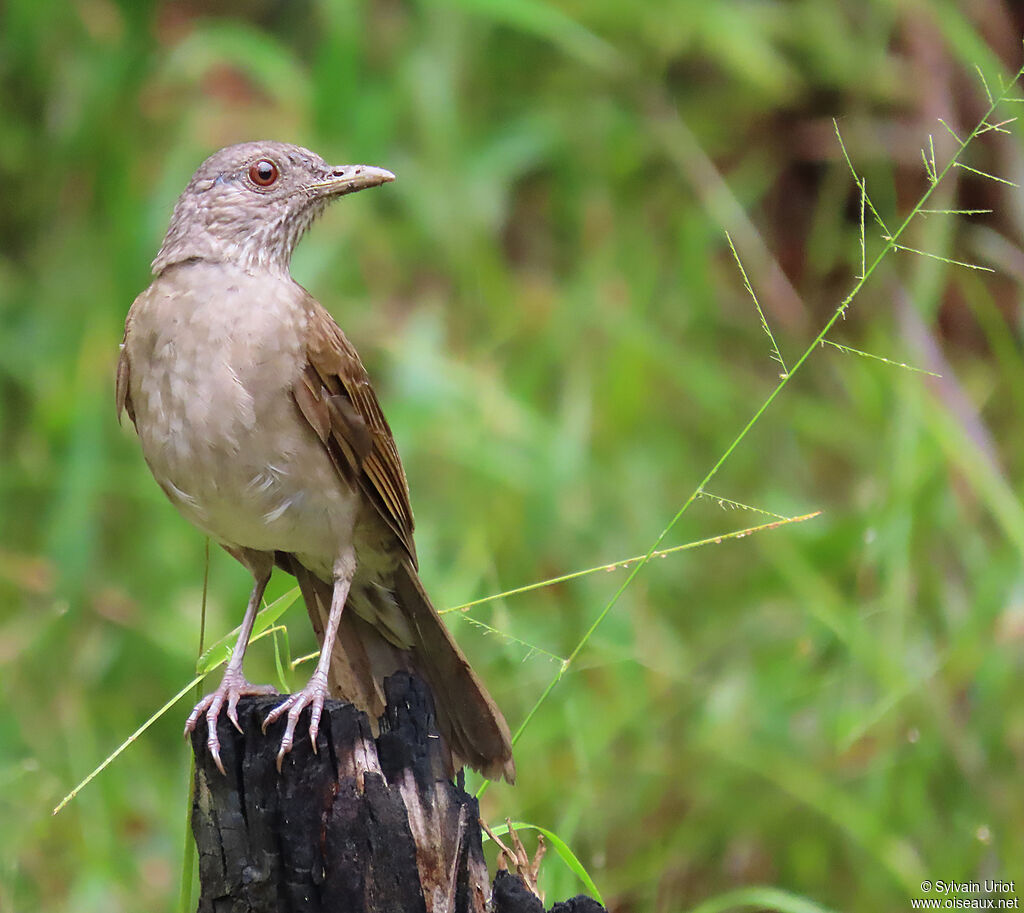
[190,673,606,913]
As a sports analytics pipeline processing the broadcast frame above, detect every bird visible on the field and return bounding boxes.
[116,141,515,782]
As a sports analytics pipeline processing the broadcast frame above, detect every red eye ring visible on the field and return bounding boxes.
[249,159,279,187]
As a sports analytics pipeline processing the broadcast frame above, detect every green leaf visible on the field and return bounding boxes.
[685,886,840,913]
[272,625,293,694]
[444,0,619,71]
[482,820,603,905]
[195,587,302,675]
[160,21,310,109]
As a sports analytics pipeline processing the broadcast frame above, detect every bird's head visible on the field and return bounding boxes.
[151,141,394,276]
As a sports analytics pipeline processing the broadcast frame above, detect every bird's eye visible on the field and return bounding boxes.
[249,160,279,187]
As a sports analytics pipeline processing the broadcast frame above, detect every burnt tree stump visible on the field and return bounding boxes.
[190,673,606,913]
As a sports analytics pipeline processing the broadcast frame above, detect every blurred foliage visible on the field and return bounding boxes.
[2,0,1024,910]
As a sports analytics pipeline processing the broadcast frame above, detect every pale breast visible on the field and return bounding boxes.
[124,262,358,571]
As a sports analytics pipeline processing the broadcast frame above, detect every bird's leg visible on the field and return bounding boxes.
[263,548,355,770]
[185,560,276,774]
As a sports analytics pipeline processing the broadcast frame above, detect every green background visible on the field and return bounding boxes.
[2,1,1023,910]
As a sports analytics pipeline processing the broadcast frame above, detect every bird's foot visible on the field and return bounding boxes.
[185,670,276,774]
[262,671,330,771]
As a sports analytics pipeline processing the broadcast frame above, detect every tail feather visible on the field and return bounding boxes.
[281,553,515,783]
[393,560,516,783]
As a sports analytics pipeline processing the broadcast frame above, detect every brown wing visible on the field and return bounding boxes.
[116,342,135,426]
[116,298,140,427]
[293,294,417,564]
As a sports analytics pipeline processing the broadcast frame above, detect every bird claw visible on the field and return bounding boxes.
[263,672,330,771]
[185,670,276,775]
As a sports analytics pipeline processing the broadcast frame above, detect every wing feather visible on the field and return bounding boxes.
[116,339,135,425]
[296,295,417,563]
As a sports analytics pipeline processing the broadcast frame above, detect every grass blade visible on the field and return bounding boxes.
[483,820,604,904]
[685,886,839,913]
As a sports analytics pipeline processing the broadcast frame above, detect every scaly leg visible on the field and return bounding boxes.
[263,548,355,770]
[185,559,276,774]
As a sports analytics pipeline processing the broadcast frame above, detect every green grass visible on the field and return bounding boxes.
[2,2,1024,911]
